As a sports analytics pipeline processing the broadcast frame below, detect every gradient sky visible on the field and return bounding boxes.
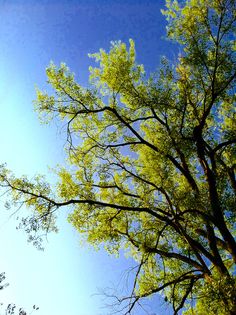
[0,1,176,314]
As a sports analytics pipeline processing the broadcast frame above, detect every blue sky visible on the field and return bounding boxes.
[0,1,175,314]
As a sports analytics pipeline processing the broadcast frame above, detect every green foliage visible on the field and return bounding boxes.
[183,272,236,315]
[0,0,236,314]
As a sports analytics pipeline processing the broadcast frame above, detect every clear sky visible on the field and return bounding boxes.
[0,1,175,314]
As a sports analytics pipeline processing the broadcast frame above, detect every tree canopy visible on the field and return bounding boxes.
[0,0,236,314]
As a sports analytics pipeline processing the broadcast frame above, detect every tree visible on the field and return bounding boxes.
[0,273,38,315]
[0,0,235,313]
